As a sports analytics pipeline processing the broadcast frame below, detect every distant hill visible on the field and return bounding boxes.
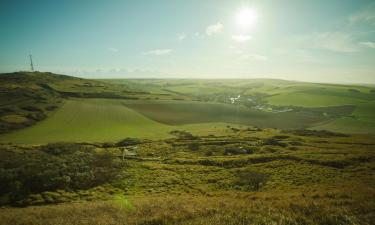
[0,71,144,133]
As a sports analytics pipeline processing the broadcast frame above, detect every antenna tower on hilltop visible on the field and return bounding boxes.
[29,54,34,71]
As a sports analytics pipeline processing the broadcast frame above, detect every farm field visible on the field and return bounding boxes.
[0,97,353,144]
[0,98,172,143]
[313,102,375,133]
[0,98,250,144]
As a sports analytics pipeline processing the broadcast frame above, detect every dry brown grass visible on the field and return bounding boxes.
[1,192,372,225]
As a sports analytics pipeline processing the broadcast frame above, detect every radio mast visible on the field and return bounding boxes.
[29,54,34,71]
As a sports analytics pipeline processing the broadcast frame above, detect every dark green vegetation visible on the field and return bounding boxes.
[0,143,123,206]
[1,72,375,224]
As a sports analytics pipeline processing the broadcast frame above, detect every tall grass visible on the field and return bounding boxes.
[0,194,371,225]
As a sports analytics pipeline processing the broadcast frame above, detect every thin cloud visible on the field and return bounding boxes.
[241,54,268,61]
[360,41,375,49]
[294,32,359,53]
[349,2,375,25]
[107,48,119,52]
[142,49,173,56]
[232,35,252,42]
[177,33,186,41]
[231,46,268,61]
[206,22,224,36]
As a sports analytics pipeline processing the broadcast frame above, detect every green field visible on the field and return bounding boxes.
[0,99,172,143]
[266,85,374,107]
[0,98,251,144]
[313,102,375,133]
[0,98,342,144]
[124,99,330,128]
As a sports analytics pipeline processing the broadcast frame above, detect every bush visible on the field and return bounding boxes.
[235,171,268,191]
[0,144,123,206]
[288,129,349,137]
[263,138,288,147]
[224,147,253,155]
[41,142,84,155]
[116,138,143,147]
[21,105,43,112]
[169,130,198,140]
[187,142,200,151]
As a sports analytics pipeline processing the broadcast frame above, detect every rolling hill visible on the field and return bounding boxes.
[1,72,375,144]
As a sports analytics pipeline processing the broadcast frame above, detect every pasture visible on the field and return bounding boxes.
[0,98,341,144]
[0,99,172,143]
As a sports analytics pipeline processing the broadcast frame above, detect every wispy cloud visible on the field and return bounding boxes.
[206,22,224,36]
[107,47,119,52]
[231,47,268,61]
[294,32,359,53]
[241,54,268,61]
[231,35,252,42]
[142,49,173,56]
[360,41,375,49]
[349,2,375,25]
[177,33,186,41]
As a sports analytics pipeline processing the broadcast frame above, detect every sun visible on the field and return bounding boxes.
[235,7,258,29]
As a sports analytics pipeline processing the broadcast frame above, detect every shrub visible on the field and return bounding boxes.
[235,171,268,191]
[41,142,84,155]
[187,142,200,151]
[0,144,123,206]
[288,129,349,137]
[289,141,303,146]
[224,147,253,155]
[116,138,143,147]
[263,138,288,147]
[169,130,198,140]
[21,105,43,112]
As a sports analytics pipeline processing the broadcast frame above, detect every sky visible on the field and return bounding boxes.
[0,0,375,83]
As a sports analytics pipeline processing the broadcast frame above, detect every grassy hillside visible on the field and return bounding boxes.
[1,128,374,224]
[1,73,374,144]
[0,98,173,143]
[0,71,133,133]
[0,98,346,144]
[313,102,375,133]
[117,79,375,134]
[0,72,180,135]
[124,99,334,128]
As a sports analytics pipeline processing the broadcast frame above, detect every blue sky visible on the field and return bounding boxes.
[1,0,375,83]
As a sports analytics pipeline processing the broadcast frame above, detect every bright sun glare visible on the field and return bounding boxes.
[235,7,257,29]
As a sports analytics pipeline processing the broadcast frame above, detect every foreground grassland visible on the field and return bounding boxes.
[1,128,375,224]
